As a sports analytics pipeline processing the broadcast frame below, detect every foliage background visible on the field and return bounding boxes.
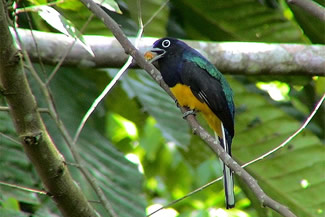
[0,0,324,217]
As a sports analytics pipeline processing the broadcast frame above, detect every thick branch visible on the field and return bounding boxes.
[13,28,325,76]
[79,0,297,216]
[287,0,325,22]
[0,2,97,217]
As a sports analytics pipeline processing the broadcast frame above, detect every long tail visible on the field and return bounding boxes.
[218,124,235,209]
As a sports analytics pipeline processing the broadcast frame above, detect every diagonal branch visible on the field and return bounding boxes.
[79,0,297,216]
[0,1,98,217]
[148,93,324,216]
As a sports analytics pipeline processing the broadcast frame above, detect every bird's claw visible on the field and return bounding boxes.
[174,99,180,108]
[183,110,196,119]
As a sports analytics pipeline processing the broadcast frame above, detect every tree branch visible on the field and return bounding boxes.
[12,28,325,76]
[79,0,297,216]
[287,0,325,22]
[0,1,98,217]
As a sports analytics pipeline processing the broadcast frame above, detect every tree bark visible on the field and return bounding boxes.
[13,28,325,76]
[0,2,98,217]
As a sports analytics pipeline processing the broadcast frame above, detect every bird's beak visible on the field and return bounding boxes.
[144,47,166,63]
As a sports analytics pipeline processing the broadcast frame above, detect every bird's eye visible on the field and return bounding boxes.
[162,39,171,48]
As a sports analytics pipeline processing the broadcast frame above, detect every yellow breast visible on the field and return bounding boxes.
[170,84,222,137]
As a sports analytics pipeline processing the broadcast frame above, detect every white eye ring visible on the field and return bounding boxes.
[162,39,171,48]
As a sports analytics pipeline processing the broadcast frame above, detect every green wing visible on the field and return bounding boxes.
[183,51,235,117]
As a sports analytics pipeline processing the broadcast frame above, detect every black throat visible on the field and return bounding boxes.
[157,51,184,88]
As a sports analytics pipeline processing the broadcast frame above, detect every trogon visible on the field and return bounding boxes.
[144,38,235,209]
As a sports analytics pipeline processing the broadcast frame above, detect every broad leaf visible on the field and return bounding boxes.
[41,66,147,217]
[37,6,94,56]
[0,113,39,204]
[124,0,169,37]
[122,69,191,149]
[170,0,308,43]
[93,0,122,14]
[121,68,324,216]
[231,75,324,217]
[0,97,53,215]
[0,65,146,216]
[288,0,325,44]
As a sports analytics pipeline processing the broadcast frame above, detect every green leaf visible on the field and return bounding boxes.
[27,0,47,5]
[3,64,147,216]
[0,112,39,206]
[229,77,325,217]
[1,198,20,210]
[37,6,94,56]
[93,0,122,14]
[124,0,169,37]
[0,207,30,217]
[56,0,85,11]
[122,70,191,148]
[24,65,147,216]
[170,0,308,43]
[287,0,325,43]
[139,117,164,161]
[104,69,148,130]
[122,68,324,216]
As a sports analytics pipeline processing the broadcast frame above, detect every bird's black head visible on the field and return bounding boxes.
[145,37,187,63]
[144,38,189,87]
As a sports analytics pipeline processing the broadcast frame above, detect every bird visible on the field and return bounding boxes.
[144,37,235,209]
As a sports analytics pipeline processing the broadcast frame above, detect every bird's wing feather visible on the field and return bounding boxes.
[180,60,234,139]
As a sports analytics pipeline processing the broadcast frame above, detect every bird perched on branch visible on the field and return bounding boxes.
[144,38,235,209]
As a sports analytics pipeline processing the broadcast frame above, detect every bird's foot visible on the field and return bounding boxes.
[183,109,196,119]
[174,99,180,108]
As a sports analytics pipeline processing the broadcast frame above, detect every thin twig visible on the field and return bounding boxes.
[13,11,117,217]
[20,5,47,76]
[0,181,47,195]
[1,1,98,216]
[73,51,132,143]
[25,47,118,217]
[0,132,20,145]
[143,0,169,28]
[0,106,11,111]
[74,0,170,144]
[242,93,325,167]
[147,176,223,216]
[79,1,297,216]
[0,106,49,113]
[15,0,65,13]
[73,1,145,144]
[147,93,325,216]
[46,14,95,85]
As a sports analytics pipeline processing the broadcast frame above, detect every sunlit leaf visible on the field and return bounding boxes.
[1,198,20,210]
[26,0,47,5]
[26,65,147,217]
[37,6,94,56]
[93,0,122,14]
[230,77,325,217]
[122,70,191,148]
[123,70,324,216]
[170,0,308,43]
[56,0,84,11]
